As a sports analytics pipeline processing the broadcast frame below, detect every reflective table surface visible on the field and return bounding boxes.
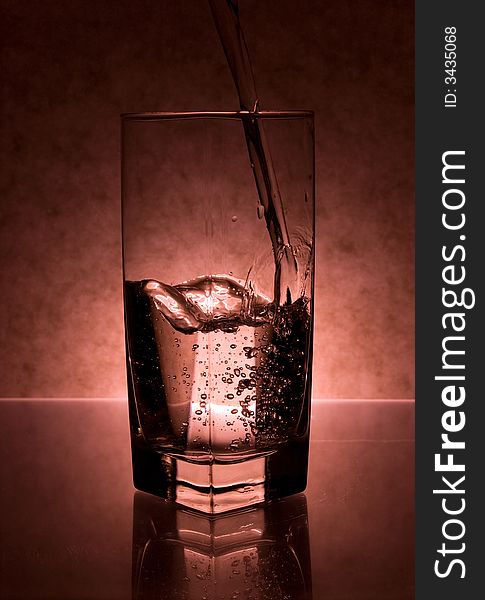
[0,400,414,600]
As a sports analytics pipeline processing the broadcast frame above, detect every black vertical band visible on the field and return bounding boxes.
[416,1,483,596]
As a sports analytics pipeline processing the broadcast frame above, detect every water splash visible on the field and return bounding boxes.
[143,275,271,334]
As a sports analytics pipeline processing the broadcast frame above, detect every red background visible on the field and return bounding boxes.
[0,0,414,399]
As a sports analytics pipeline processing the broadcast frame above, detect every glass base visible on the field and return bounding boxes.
[130,436,309,514]
[171,455,267,513]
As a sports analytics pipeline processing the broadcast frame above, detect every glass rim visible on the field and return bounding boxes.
[121,110,314,121]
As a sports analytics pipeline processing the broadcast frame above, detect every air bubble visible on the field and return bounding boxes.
[243,347,258,358]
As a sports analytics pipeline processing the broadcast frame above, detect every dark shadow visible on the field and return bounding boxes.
[132,492,312,600]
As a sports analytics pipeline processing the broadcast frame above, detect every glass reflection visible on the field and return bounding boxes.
[132,492,312,600]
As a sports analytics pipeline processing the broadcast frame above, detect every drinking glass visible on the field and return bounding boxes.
[122,111,314,513]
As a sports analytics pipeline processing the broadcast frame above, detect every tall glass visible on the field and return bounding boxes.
[122,111,314,513]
